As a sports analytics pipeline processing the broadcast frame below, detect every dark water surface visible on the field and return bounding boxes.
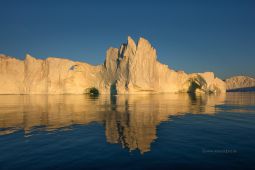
[0,93,255,170]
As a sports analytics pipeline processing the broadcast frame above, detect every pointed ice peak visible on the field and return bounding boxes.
[127,36,137,51]
[25,53,34,59]
[25,53,36,62]
[118,36,137,58]
[137,37,152,49]
[105,47,119,62]
[134,37,157,60]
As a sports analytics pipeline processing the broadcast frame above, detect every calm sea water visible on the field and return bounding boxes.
[0,93,255,170]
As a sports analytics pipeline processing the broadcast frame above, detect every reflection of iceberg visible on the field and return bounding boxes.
[0,94,226,153]
[104,94,226,153]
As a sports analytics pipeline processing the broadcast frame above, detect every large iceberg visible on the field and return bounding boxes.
[0,37,226,94]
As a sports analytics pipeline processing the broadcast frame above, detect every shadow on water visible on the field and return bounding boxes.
[0,93,254,153]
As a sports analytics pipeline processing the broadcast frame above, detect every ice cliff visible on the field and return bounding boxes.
[0,37,226,94]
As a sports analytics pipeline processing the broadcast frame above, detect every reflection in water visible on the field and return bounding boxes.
[0,93,253,153]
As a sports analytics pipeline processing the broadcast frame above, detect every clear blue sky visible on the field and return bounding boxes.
[0,0,254,79]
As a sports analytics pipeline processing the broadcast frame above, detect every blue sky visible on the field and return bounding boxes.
[0,0,254,79]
